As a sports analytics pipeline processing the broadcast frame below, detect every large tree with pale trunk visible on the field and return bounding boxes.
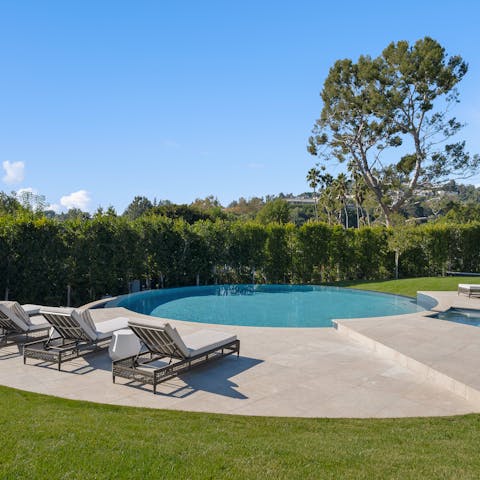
[308,37,479,226]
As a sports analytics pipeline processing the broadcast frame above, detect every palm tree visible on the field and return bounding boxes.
[319,171,334,224]
[351,171,367,228]
[306,168,320,221]
[333,173,350,228]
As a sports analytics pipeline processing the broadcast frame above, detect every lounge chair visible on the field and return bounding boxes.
[112,318,240,394]
[0,301,50,345]
[23,307,129,370]
[458,284,480,298]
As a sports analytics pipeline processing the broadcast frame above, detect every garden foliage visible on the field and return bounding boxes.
[0,214,479,306]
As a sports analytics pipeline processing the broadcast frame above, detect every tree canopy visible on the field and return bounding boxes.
[123,196,154,220]
[308,37,479,226]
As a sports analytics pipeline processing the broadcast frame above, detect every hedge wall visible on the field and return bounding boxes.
[0,215,478,306]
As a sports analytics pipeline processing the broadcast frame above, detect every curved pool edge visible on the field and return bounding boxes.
[2,289,475,418]
[82,288,455,328]
[94,284,426,329]
[84,290,479,333]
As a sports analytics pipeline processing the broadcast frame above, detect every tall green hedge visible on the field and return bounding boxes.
[0,215,478,306]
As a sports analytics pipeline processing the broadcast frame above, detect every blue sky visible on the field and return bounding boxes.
[0,1,479,213]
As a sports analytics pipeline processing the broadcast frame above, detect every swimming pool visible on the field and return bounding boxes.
[105,284,424,328]
[434,308,480,327]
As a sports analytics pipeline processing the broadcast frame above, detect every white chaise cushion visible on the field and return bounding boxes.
[40,307,128,342]
[40,307,97,342]
[74,309,97,332]
[182,330,237,357]
[21,304,43,316]
[11,302,32,325]
[127,318,190,357]
[163,323,189,357]
[27,314,50,331]
[459,284,480,291]
[0,301,31,330]
[94,317,129,340]
[72,309,102,342]
[40,306,74,315]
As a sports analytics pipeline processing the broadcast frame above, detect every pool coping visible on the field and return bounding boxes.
[334,291,480,408]
[0,289,478,418]
[83,285,427,329]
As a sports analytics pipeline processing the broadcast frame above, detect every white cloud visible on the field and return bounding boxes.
[2,161,25,184]
[16,187,37,196]
[46,203,62,213]
[60,190,91,211]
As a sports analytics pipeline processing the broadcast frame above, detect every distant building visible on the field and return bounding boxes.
[285,197,316,205]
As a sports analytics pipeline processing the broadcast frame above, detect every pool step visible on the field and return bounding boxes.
[333,316,480,408]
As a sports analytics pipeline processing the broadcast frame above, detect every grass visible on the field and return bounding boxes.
[1,386,480,479]
[335,276,480,298]
[2,276,480,479]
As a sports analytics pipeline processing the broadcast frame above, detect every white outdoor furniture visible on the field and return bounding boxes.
[109,328,141,361]
[23,307,130,370]
[113,319,240,394]
[458,284,480,298]
[0,301,50,344]
[22,304,44,316]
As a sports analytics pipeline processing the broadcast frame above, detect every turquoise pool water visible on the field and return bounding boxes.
[105,284,424,328]
[434,308,480,327]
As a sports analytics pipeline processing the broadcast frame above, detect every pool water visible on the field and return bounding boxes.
[434,308,480,327]
[105,284,424,328]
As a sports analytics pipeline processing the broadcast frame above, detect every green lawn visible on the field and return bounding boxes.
[1,386,480,479]
[2,277,480,479]
[335,276,479,298]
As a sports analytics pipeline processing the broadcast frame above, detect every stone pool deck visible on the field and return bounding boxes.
[1,291,480,418]
[334,291,480,407]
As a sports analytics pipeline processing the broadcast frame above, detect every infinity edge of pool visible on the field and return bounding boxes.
[103,284,425,328]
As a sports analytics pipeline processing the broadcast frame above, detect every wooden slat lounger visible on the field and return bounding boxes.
[23,307,129,370]
[112,318,240,394]
[457,284,480,298]
[0,301,50,345]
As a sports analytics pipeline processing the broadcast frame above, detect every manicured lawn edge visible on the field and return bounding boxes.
[1,385,480,479]
[334,276,479,298]
[2,277,480,479]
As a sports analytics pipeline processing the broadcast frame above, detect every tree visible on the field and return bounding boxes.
[16,190,47,214]
[190,195,221,211]
[306,168,320,220]
[387,227,418,279]
[57,208,91,222]
[332,173,350,228]
[226,196,265,218]
[123,196,153,220]
[351,172,368,227]
[256,199,290,224]
[308,37,479,226]
[190,196,226,220]
[316,172,335,224]
[0,192,25,216]
[151,203,212,224]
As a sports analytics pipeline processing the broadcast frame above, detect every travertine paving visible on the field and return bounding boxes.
[335,291,480,406]
[1,293,480,418]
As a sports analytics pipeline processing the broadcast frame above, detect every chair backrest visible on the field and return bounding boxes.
[41,310,96,342]
[0,308,21,333]
[129,321,188,359]
[0,302,30,332]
